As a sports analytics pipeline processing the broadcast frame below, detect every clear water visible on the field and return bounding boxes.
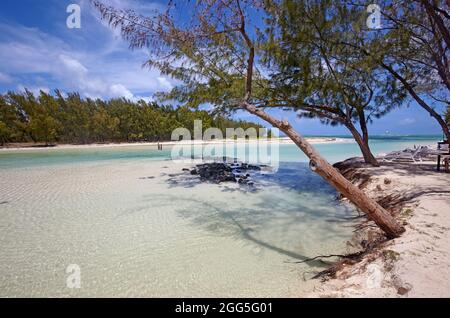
[0,136,441,297]
[0,135,440,169]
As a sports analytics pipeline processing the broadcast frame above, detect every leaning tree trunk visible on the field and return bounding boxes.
[242,101,405,238]
[346,122,379,167]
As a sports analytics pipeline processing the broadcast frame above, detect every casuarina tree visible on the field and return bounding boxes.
[92,0,405,238]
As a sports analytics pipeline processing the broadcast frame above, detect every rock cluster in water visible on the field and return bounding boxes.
[187,161,261,185]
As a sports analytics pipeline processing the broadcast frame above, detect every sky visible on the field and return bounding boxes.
[0,0,446,136]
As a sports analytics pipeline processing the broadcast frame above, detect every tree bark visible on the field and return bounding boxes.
[242,101,405,239]
[346,122,380,167]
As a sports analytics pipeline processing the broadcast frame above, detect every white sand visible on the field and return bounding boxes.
[306,159,450,297]
[0,159,356,297]
[0,137,343,151]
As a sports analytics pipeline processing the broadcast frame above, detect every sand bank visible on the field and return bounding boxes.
[0,137,343,151]
[305,158,450,297]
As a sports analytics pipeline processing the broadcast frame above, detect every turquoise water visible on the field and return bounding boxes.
[0,135,441,169]
[0,146,172,169]
[280,135,441,162]
[0,135,441,297]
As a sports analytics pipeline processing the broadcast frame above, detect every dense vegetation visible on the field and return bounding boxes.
[0,90,263,145]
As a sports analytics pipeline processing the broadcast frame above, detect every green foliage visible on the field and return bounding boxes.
[92,0,408,138]
[92,0,446,150]
[0,89,263,145]
[262,0,407,129]
[93,0,272,113]
[0,121,12,145]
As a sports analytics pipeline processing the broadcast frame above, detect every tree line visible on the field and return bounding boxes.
[0,90,264,145]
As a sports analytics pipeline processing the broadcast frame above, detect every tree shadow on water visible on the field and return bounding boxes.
[147,190,355,269]
[151,162,359,268]
[164,162,341,196]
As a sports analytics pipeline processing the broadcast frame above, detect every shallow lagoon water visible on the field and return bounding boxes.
[0,136,440,296]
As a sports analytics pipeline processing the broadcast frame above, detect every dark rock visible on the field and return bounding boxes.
[224,175,236,182]
[182,168,190,171]
[397,286,410,295]
[187,161,262,185]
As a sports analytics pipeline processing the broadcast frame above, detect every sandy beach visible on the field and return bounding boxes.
[305,158,450,297]
[0,137,342,151]
[1,0,448,303]
[1,137,447,297]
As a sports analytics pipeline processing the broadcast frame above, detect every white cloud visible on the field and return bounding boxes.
[156,77,174,91]
[109,84,134,99]
[17,84,50,95]
[0,14,174,100]
[82,0,166,55]
[59,54,88,78]
[400,117,417,125]
[89,0,165,16]
[0,72,13,83]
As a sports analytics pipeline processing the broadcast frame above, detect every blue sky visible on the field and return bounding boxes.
[0,0,446,136]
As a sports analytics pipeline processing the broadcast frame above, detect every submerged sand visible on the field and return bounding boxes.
[0,159,357,297]
[1,142,447,297]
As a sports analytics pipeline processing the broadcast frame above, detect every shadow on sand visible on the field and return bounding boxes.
[152,162,358,269]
